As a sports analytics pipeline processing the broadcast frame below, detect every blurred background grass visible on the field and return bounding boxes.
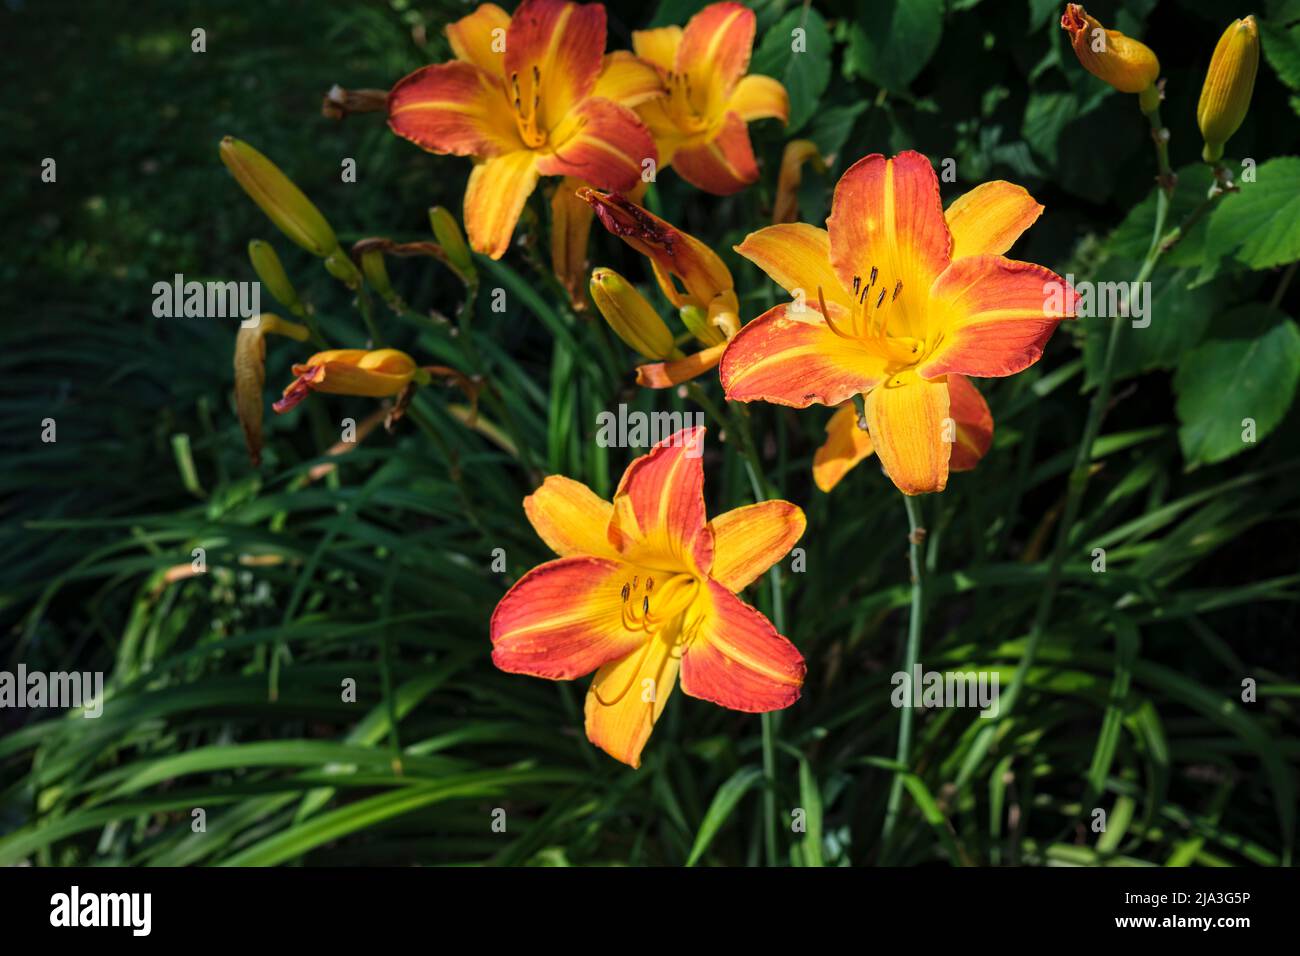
[1,0,1298,866]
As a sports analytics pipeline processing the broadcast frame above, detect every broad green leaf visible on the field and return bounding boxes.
[1260,19,1300,92]
[1105,164,1216,269]
[1081,261,1226,388]
[1173,305,1300,465]
[1022,92,1079,166]
[809,101,870,163]
[1196,157,1300,284]
[751,7,832,133]
[843,0,943,93]
[647,0,709,29]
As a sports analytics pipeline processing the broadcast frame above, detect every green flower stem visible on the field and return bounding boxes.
[355,286,385,347]
[731,399,782,867]
[955,103,1223,787]
[881,492,925,853]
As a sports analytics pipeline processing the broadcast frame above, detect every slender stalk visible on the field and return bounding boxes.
[737,449,780,866]
[955,103,1221,786]
[882,493,925,851]
[354,287,385,347]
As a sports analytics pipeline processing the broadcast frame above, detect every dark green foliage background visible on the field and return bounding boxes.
[1,0,1298,866]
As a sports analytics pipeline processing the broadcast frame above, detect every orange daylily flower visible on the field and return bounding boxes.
[387,0,662,259]
[813,374,993,493]
[273,349,417,413]
[581,188,740,386]
[633,2,789,194]
[721,150,1077,496]
[491,426,806,768]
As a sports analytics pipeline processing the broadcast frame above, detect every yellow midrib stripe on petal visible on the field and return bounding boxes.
[699,608,799,685]
[554,131,640,177]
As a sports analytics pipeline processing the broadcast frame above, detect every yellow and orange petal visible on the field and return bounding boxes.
[505,0,607,132]
[734,223,848,310]
[813,403,874,493]
[945,181,1043,260]
[608,426,714,574]
[387,61,522,157]
[539,98,655,191]
[729,74,789,124]
[720,303,888,407]
[446,3,511,74]
[676,2,756,115]
[463,150,541,259]
[707,500,805,592]
[670,110,759,195]
[946,374,994,472]
[584,628,680,768]
[491,556,643,679]
[1060,3,1160,95]
[635,341,728,389]
[918,255,1076,379]
[865,372,952,496]
[550,178,595,309]
[580,189,734,312]
[680,579,804,712]
[593,50,665,108]
[632,25,682,73]
[813,374,993,491]
[273,349,416,413]
[825,151,952,341]
[523,474,619,559]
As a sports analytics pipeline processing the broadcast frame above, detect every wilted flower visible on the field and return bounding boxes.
[233,313,311,465]
[1060,4,1160,103]
[581,188,740,386]
[273,349,418,413]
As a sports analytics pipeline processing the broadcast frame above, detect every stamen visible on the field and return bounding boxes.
[876,288,886,310]
[869,266,878,287]
[621,583,630,603]
[818,286,855,340]
[892,280,903,302]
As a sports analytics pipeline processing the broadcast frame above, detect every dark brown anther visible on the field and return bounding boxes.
[852,275,861,295]
[642,596,650,615]
[632,575,638,588]
[892,280,903,301]
[621,583,630,602]
[647,576,655,591]
[869,266,878,287]
[876,288,886,309]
